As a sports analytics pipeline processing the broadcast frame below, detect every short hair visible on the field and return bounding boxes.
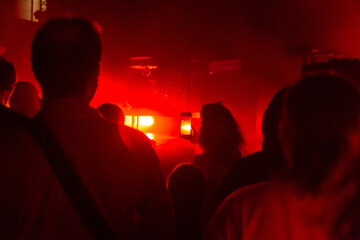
[0,57,16,91]
[198,102,243,153]
[284,74,360,192]
[31,17,102,99]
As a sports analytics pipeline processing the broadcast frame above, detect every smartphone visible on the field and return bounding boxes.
[180,112,192,139]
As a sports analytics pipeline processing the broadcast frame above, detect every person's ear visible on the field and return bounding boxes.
[86,78,98,103]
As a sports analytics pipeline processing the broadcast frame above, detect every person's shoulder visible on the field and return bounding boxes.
[226,151,261,168]
[0,105,28,127]
[0,116,33,158]
[119,125,151,145]
[118,125,154,152]
[206,180,278,240]
[0,104,15,116]
[191,154,205,166]
[241,150,265,165]
[243,150,264,160]
[121,125,149,140]
[0,106,29,137]
[208,180,292,240]
[225,179,284,205]
[220,151,267,189]
[169,163,204,182]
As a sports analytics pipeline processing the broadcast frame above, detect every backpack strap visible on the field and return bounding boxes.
[27,118,121,240]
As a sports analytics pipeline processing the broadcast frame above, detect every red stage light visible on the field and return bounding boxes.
[124,115,155,141]
[124,115,154,129]
[139,116,154,126]
[129,65,158,70]
[145,133,154,140]
[129,65,144,69]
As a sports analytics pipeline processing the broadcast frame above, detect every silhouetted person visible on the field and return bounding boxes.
[9,81,42,118]
[97,102,125,124]
[0,57,25,127]
[206,74,360,240]
[217,87,289,202]
[97,102,158,162]
[191,102,244,230]
[0,17,173,239]
[168,164,206,240]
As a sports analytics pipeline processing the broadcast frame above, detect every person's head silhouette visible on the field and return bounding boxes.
[168,164,206,206]
[280,74,360,193]
[0,57,16,105]
[198,102,243,155]
[31,17,101,103]
[9,82,41,118]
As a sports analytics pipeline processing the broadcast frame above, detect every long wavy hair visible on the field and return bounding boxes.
[198,102,244,155]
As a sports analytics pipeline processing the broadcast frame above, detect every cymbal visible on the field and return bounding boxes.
[129,56,152,60]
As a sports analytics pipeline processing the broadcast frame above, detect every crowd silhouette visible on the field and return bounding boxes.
[206,74,360,240]
[0,18,173,240]
[0,17,359,240]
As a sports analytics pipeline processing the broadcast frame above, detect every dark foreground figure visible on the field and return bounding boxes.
[206,74,360,240]
[191,102,244,229]
[168,102,243,239]
[0,18,173,239]
[168,164,206,240]
[0,57,25,128]
[217,87,289,203]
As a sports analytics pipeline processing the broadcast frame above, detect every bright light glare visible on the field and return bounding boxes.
[145,133,154,140]
[124,115,133,127]
[139,116,154,126]
[181,124,191,131]
[134,116,138,128]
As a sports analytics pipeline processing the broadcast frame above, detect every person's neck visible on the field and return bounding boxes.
[43,97,90,107]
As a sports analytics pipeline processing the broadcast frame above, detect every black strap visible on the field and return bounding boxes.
[27,118,120,240]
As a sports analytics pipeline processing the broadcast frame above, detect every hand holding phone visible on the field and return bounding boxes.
[180,112,192,140]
